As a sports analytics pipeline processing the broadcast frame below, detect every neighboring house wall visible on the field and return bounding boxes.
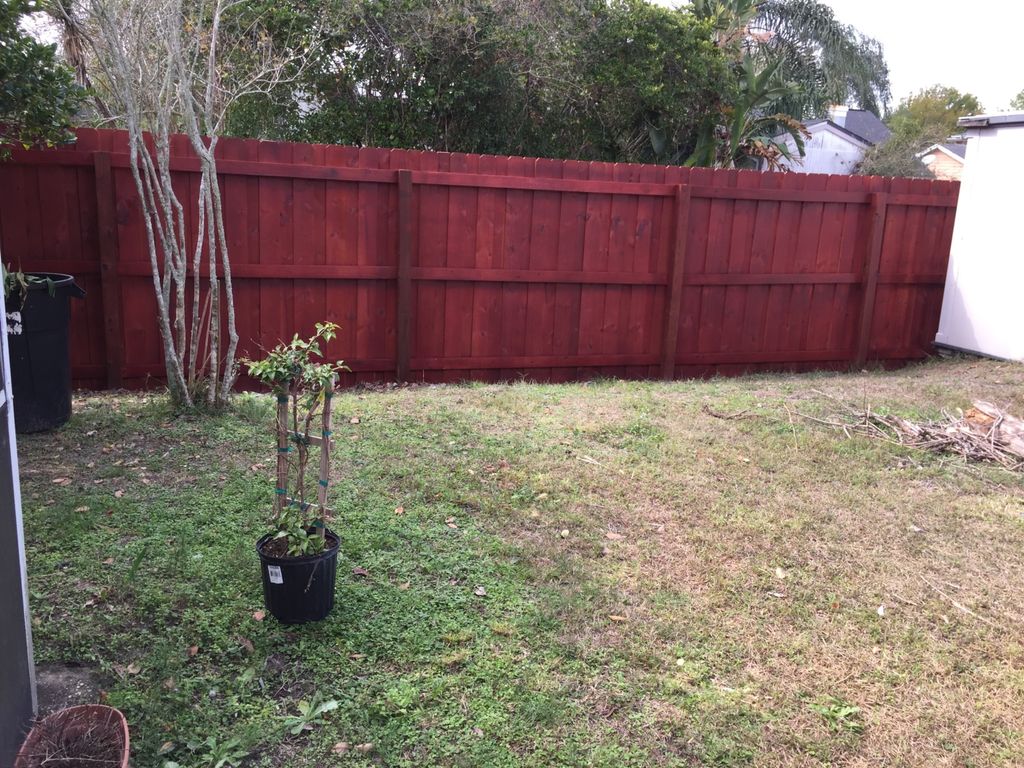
[773,122,870,174]
[920,149,964,181]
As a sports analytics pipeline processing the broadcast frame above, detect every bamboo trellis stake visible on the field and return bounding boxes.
[316,387,334,539]
[274,386,334,537]
[275,394,289,519]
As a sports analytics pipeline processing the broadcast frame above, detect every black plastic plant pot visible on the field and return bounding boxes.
[256,530,340,624]
[7,272,85,434]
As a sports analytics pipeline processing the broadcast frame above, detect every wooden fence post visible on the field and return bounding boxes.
[855,191,888,366]
[92,151,124,388]
[660,184,690,380]
[395,170,413,382]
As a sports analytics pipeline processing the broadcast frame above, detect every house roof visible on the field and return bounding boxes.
[842,110,892,144]
[958,112,1024,128]
[804,109,890,146]
[917,143,967,163]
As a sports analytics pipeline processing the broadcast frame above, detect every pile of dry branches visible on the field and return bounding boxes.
[801,397,1024,471]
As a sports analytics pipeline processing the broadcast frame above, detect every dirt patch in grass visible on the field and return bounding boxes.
[35,664,104,716]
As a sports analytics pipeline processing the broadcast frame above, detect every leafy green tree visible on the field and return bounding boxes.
[855,115,943,178]
[686,55,809,169]
[573,0,729,163]
[694,0,891,119]
[754,0,889,118]
[228,0,593,156]
[890,85,982,137]
[227,0,729,163]
[0,0,83,150]
[857,84,981,178]
[1009,88,1024,111]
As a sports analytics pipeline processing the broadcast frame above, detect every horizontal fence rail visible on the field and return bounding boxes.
[0,128,959,389]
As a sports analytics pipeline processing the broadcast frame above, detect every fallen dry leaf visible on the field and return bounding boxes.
[114,489,124,498]
[473,585,487,597]
[102,557,114,565]
[349,417,361,424]
[237,636,254,654]
[352,566,369,578]
[559,529,569,538]
[52,477,71,486]
[125,663,141,675]
[163,677,176,690]
[187,645,199,658]
[608,615,627,622]
[349,652,366,660]
[252,610,265,622]
[354,743,374,754]
[605,532,624,541]
[332,742,350,755]
[74,506,90,513]
[394,506,404,515]
[398,581,410,590]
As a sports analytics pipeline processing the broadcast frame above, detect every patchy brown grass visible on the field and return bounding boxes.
[426,357,1024,766]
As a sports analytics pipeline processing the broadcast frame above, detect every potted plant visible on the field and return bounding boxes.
[3,264,85,433]
[244,322,349,624]
[15,704,129,768]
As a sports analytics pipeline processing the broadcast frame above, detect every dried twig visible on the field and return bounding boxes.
[797,397,1024,472]
[701,403,754,420]
[921,578,1005,631]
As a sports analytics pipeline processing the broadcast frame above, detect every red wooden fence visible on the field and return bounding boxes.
[0,128,958,389]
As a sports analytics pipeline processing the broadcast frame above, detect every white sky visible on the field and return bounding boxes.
[659,0,1021,114]
[823,0,1019,112]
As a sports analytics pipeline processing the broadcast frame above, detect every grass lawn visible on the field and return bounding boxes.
[19,357,1024,767]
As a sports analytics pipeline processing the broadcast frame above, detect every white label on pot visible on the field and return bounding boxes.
[267,565,283,584]
[6,312,22,335]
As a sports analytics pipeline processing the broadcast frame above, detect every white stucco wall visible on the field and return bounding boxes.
[935,118,1024,360]
[773,124,869,175]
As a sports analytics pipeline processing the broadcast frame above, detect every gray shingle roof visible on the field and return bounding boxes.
[802,110,891,146]
[842,110,891,145]
[942,143,967,159]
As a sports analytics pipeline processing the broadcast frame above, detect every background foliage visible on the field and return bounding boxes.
[0,0,83,149]
[857,84,981,178]
[222,0,889,166]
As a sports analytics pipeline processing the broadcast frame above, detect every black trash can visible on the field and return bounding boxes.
[6,272,85,434]
[256,529,340,624]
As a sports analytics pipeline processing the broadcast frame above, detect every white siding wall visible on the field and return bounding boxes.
[774,124,868,174]
[935,122,1024,360]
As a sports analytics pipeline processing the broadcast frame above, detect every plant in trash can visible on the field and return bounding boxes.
[243,322,348,556]
[3,264,55,305]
